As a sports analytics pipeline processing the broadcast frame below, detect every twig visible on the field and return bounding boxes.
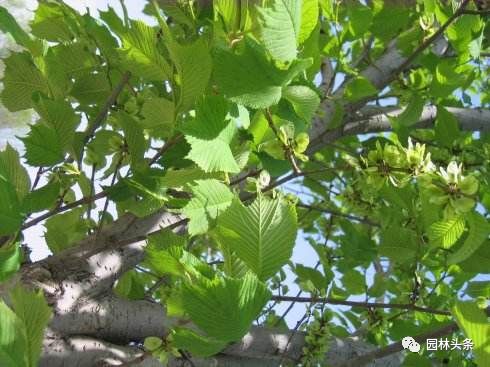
[22,191,108,229]
[461,9,490,15]
[337,323,459,367]
[86,164,96,228]
[96,155,124,236]
[78,71,131,166]
[148,134,183,166]
[296,203,379,227]
[271,295,452,316]
[263,109,302,174]
[392,0,471,77]
[31,167,43,190]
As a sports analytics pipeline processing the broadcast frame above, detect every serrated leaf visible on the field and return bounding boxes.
[182,272,271,342]
[0,301,27,367]
[184,96,240,173]
[283,85,320,122]
[348,4,373,37]
[172,328,226,357]
[182,179,234,236]
[344,76,377,102]
[119,20,171,81]
[395,94,424,127]
[451,301,490,367]
[0,52,49,112]
[45,43,97,79]
[428,216,465,249]
[295,264,327,292]
[21,181,60,214]
[30,2,73,41]
[216,195,297,280]
[145,245,212,279]
[0,243,21,282]
[299,0,319,43]
[0,6,41,54]
[114,270,146,300]
[448,212,490,264]
[213,38,311,108]
[466,281,490,298]
[379,225,417,263]
[259,0,301,62]
[44,208,89,253]
[21,124,64,166]
[71,73,111,105]
[141,97,175,136]
[435,106,460,148]
[0,144,30,200]
[33,95,80,153]
[10,287,52,367]
[0,175,22,236]
[167,39,212,113]
[116,112,147,167]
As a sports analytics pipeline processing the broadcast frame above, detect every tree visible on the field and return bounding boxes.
[0,0,489,366]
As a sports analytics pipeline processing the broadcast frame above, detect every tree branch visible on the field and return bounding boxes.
[271,295,451,316]
[309,105,490,152]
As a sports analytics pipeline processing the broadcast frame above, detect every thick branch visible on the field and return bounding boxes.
[310,106,490,152]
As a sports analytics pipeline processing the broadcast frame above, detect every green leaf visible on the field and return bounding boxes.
[182,272,271,342]
[145,245,212,279]
[348,4,373,37]
[30,2,73,41]
[167,39,212,113]
[10,287,52,367]
[434,106,460,148]
[379,225,417,263]
[0,243,21,282]
[344,76,377,102]
[395,94,424,127]
[114,270,146,300]
[141,97,175,136]
[116,111,147,167]
[259,0,301,62]
[184,96,240,173]
[0,301,27,367]
[172,328,227,357]
[45,43,98,80]
[0,144,30,200]
[342,269,365,295]
[0,6,40,54]
[99,6,126,37]
[459,242,490,274]
[451,301,490,367]
[182,179,234,236]
[119,20,171,81]
[21,181,60,214]
[33,96,80,153]
[71,73,111,105]
[283,85,320,122]
[428,216,465,249]
[44,208,89,253]
[216,195,297,280]
[299,0,319,44]
[0,166,22,235]
[0,52,49,112]
[21,124,64,166]
[466,281,490,298]
[295,264,327,292]
[448,212,490,264]
[213,38,311,108]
